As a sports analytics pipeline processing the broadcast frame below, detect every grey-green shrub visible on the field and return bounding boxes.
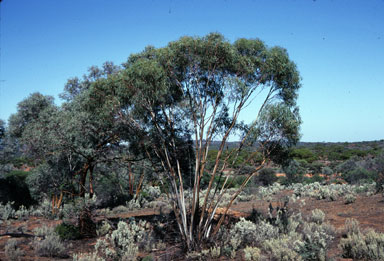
[243,246,261,261]
[339,219,384,260]
[5,239,24,261]
[0,201,16,220]
[344,193,356,204]
[310,209,325,224]
[15,205,29,220]
[31,198,53,218]
[224,218,280,249]
[299,221,335,261]
[263,233,303,261]
[344,218,361,235]
[33,224,55,237]
[34,231,69,258]
[95,220,152,260]
[96,220,111,236]
[73,252,105,261]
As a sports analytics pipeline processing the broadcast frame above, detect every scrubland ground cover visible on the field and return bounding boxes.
[1,180,384,260]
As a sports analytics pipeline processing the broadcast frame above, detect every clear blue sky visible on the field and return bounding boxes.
[0,0,383,142]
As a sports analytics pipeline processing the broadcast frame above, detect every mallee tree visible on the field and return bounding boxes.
[117,33,301,249]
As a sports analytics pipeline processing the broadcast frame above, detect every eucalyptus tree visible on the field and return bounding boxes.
[10,63,145,202]
[59,61,121,102]
[8,93,55,139]
[119,33,301,249]
[23,78,130,198]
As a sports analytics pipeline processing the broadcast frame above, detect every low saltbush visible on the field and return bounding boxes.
[344,193,356,204]
[339,218,384,260]
[76,219,153,261]
[243,246,261,261]
[5,239,24,261]
[34,230,69,258]
[0,201,16,220]
[309,209,325,224]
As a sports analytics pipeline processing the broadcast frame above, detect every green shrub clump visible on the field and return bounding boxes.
[55,222,81,240]
[258,168,278,186]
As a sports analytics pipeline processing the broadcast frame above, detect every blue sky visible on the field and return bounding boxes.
[0,0,383,142]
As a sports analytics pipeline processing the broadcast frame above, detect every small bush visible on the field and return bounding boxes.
[299,221,335,261]
[34,232,69,258]
[243,246,261,261]
[111,205,130,214]
[31,198,53,218]
[73,252,105,261]
[15,205,29,220]
[263,234,303,261]
[344,218,361,235]
[5,239,24,261]
[310,209,325,224]
[258,168,278,186]
[33,225,55,237]
[344,193,356,204]
[96,220,112,236]
[0,201,16,220]
[340,228,384,260]
[93,220,153,260]
[0,170,35,208]
[55,222,81,240]
[209,246,221,258]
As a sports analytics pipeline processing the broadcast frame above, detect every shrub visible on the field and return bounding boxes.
[258,168,278,186]
[342,167,377,184]
[220,217,279,256]
[340,228,384,260]
[243,246,261,261]
[34,231,69,258]
[55,222,81,240]
[141,185,161,201]
[227,218,258,250]
[96,220,112,236]
[33,225,55,237]
[15,205,29,220]
[0,170,35,208]
[94,220,153,260]
[322,166,333,176]
[344,193,356,204]
[112,205,131,214]
[0,201,16,220]
[283,159,305,184]
[263,234,303,261]
[5,239,24,261]
[73,252,105,261]
[31,198,54,218]
[253,220,279,243]
[209,246,221,258]
[310,209,325,224]
[344,218,361,235]
[299,221,335,261]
